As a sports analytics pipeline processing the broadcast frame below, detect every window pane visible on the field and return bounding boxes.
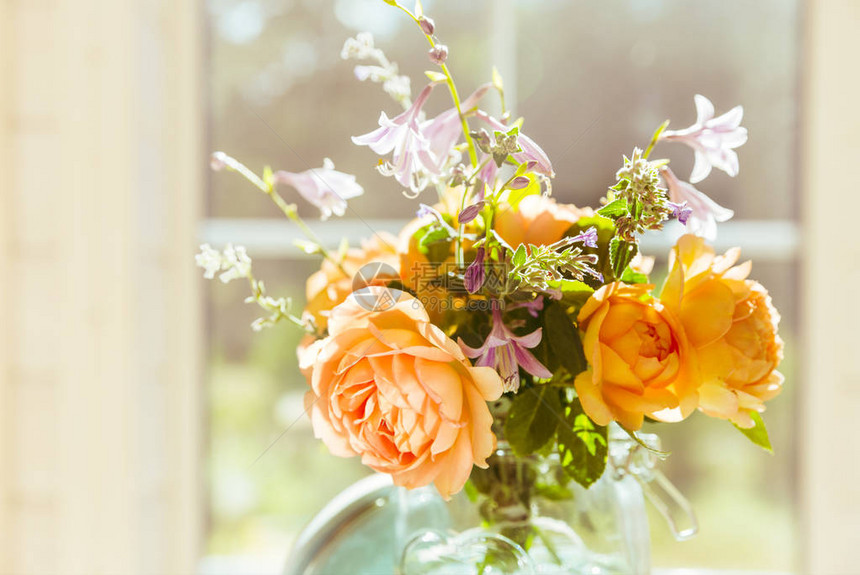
[209,0,495,220]
[207,257,373,565]
[647,260,799,571]
[514,0,799,221]
[206,0,801,570]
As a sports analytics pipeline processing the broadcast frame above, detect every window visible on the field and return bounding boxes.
[203,0,800,572]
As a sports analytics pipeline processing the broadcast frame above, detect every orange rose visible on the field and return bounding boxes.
[304,232,399,332]
[494,195,587,248]
[661,235,783,428]
[575,282,700,431]
[300,288,504,498]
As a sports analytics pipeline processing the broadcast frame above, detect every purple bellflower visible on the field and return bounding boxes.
[459,306,553,393]
[420,84,492,172]
[661,94,748,183]
[352,84,439,194]
[661,167,733,240]
[273,159,363,220]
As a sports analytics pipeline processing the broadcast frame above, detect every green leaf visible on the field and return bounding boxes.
[504,386,562,457]
[620,267,649,284]
[418,227,450,250]
[608,237,639,280]
[597,198,628,218]
[543,300,588,378]
[557,396,608,488]
[424,70,447,83]
[512,244,527,267]
[733,412,773,453]
[546,279,594,309]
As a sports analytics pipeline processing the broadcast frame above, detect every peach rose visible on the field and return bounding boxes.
[300,288,504,498]
[574,282,700,431]
[304,232,399,332]
[494,195,588,248]
[661,235,783,428]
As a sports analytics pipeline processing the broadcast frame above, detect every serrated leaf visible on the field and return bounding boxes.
[425,70,447,83]
[609,237,639,280]
[597,198,628,218]
[504,386,562,457]
[543,300,588,378]
[512,244,527,267]
[733,412,773,453]
[557,397,608,488]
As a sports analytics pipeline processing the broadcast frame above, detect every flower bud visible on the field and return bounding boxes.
[508,176,530,190]
[458,201,485,224]
[428,44,448,65]
[210,151,229,171]
[464,247,486,294]
[418,16,435,35]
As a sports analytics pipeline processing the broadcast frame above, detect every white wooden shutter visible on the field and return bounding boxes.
[802,0,860,573]
[0,0,203,572]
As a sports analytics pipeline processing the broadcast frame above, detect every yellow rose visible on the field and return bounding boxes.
[575,282,701,431]
[494,195,588,248]
[300,288,503,498]
[304,232,400,332]
[661,234,783,428]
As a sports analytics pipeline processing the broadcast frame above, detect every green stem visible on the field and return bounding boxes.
[265,187,350,276]
[643,119,670,159]
[390,1,484,270]
[223,157,349,276]
[391,3,478,168]
[246,275,305,329]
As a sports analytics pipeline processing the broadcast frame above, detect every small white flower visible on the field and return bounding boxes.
[219,244,252,283]
[342,33,412,108]
[340,32,377,60]
[661,94,748,183]
[195,244,223,279]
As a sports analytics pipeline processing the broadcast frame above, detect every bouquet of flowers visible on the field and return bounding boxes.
[199,0,783,561]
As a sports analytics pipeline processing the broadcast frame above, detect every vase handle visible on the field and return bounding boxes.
[634,469,698,541]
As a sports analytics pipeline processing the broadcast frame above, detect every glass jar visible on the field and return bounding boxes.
[396,426,697,575]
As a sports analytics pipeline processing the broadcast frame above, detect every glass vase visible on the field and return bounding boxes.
[396,426,697,575]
